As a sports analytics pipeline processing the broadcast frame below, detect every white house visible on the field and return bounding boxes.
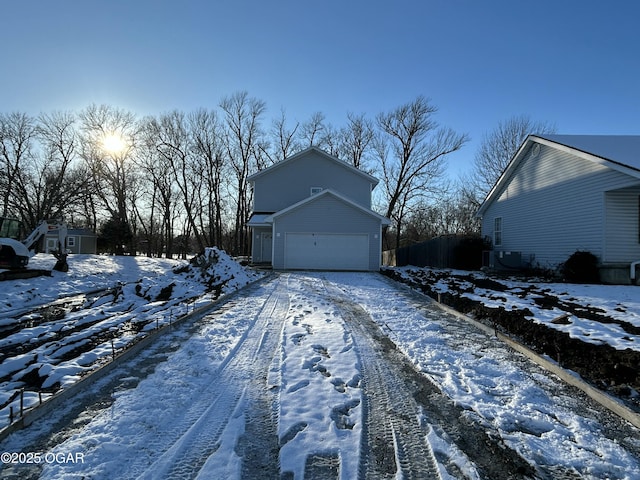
[477,134,640,284]
[247,147,390,271]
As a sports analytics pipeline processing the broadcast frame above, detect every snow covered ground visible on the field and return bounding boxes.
[0,256,639,478]
[387,266,640,352]
[0,249,263,428]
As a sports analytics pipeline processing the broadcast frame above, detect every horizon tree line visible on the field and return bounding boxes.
[0,91,550,258]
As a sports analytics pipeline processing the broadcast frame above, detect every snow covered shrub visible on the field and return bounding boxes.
[560,251,600,283]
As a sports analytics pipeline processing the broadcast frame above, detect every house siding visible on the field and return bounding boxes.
[44,230,97,255]
[252,150,373,212]
[482,143,640,268]
[604,187,640,262]
[271,194,382,271]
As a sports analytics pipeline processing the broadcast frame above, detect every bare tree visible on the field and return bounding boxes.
[220,91,266,255]
[149,110,207,255]
[376,96,468,250]
[471,114,556,201]
[78,104,139,251]
[27,112,90,226]
[403,184,481,243]
[264,108,301,163]
[339,112,375,170]
[0,112,36,220]
[188,108,227,248]
[301,111,326,148]
[137,116,178,257]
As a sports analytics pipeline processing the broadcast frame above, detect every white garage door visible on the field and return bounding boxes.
[284,233,369,271]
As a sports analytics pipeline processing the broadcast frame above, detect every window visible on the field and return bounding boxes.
[310,187,323,195]
[494,217,502,246]
[67,236,76,248]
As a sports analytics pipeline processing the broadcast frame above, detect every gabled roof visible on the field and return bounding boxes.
[247,146,379,187]
[265,189,391,225]
[477,134,640,217]
[538,134,640,172]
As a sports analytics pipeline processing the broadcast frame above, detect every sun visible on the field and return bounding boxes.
[101,133,127,155]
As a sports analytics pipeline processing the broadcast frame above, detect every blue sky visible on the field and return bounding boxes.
[1,1,639,178]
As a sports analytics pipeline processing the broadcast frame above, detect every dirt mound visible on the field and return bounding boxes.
[177,247,263,298]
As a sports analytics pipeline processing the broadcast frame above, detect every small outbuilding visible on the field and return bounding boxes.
[45,228,97,255]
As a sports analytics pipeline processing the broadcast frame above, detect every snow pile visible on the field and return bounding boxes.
[178,247,262,296]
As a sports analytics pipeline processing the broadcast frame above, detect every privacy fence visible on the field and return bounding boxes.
[383,235,487,270]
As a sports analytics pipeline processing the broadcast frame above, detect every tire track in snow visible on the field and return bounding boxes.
[327,274,540,479]
[136,275,290,479]
[319,279,442,480]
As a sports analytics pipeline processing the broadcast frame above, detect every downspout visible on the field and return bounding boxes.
[631,260,640,283]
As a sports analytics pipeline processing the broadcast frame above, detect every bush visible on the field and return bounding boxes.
[452,236,490,270]
[561,251,600,283]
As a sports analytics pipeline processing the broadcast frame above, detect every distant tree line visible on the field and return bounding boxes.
[0,91,551,258]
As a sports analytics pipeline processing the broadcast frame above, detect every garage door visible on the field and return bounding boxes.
[284,233,369,271]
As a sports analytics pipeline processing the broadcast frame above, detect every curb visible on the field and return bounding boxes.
[0,273,273,443]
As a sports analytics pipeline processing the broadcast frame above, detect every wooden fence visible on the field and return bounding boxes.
[383,235,486,270]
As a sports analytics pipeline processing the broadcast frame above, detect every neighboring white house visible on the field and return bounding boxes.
[477,134,640,284]
[247,147,390,271]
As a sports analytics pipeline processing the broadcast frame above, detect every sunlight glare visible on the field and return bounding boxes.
[101,133,126,154]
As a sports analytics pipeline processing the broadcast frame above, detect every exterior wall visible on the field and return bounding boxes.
[604,187,640,262]
[45,232,97,254]
[76,234,97,254]
[271,194,382,271]
[481,143,640,268]
[252,150,373,212]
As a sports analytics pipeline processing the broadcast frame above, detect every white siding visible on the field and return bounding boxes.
[604,187,640,262]
[482,143,640,268]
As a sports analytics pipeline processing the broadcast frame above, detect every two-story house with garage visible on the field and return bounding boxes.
[247,147,390,271]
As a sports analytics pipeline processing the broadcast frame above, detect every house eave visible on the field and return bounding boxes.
[247,213,274,227]
[476,134,640,218]
[247,146,380,187]
[265,188,391,225]
[476,136,535,218]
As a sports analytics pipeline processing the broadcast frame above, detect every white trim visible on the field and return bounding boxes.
[494,217,503,247]
[265,188,391,225]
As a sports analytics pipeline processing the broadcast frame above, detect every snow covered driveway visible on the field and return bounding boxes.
[1,272,639,479]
